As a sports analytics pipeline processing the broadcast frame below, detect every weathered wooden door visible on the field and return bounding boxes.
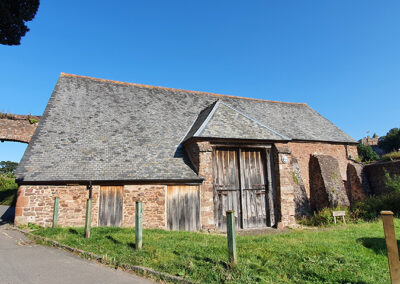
[240,149,268,228]
[213,148,273,230]
[213,149,241,230]
[167,185,200,231]
[99,186,123,227]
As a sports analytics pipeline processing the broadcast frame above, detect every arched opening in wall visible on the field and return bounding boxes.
[0,141,28,216]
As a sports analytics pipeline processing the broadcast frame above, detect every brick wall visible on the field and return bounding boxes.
[15,184,167,229]
[289,142,357,198]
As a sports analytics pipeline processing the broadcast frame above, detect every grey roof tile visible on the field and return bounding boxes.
[16,74,356,182]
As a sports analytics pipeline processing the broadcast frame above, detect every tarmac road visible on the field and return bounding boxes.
[0,207,154,284]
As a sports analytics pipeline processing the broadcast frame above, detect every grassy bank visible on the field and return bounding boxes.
[29,220,395,283]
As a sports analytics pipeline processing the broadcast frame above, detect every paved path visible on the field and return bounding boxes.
[0,221,154,284]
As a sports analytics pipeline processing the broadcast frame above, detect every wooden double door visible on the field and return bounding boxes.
[213,148,276,230]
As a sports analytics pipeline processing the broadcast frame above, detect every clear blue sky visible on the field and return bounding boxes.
[0,1,399,162]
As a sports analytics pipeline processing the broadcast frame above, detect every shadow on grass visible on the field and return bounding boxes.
[68,228,79,235]
[106,235,136,249]
[0,188,17,206]
[192,255,228,269]
[357,237,400,255]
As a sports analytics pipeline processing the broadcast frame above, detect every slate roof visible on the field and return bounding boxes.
[183,100,289,141]
[16,73,356,183]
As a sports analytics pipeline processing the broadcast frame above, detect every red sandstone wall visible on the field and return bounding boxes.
[288,142,357,198]
[15,184,167,229]
[0,115,40,143]
[15,185,100,227]
[123,185,167,229]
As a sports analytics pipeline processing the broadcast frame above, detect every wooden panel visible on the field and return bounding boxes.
[240,149,267,228]
[99,186,123,227]
[167,185,200,231]
[213,149,241,230]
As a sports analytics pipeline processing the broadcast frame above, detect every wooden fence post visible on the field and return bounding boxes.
[226,210,237,266]
[85,198,92,238]
[381,211,400,283]
[135,201,143,250]
[52,197,59,228]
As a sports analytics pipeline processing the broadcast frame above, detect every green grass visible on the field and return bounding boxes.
[29,220,396,283]
[0,174,18,206]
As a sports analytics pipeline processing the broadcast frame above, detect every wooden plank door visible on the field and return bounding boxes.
[240,149,268,228]
[99,186,123,227]
[167,185,200,231]
[213,149,241,231]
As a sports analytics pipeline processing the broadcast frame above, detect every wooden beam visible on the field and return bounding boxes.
[84,198,92,238]
[381,211,400,283]
[135,201,143,250]
[226,210,237,266]
[52,197,59,228]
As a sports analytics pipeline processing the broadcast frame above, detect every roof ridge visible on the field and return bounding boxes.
[60,72,307,106]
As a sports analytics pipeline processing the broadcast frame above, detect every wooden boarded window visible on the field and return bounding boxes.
[213,147,275,230]
[167,185,200,231]
[99,186,123,227]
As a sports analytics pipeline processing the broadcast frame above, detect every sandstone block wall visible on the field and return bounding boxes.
[123,185,167,229]
[273,144,296,228]
[15,185,100,227]
[15,184,167,229]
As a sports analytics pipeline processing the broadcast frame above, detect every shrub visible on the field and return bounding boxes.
[298,206,351,226]
[352,191,400,221]
[28,118,39,124]
[357,144,380,162]
[384,171,400,192]
[382,150,400,162]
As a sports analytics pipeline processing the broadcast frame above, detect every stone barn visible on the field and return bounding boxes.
[15,73,358,231]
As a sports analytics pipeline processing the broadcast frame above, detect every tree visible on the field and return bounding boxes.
[357,144,379,162]
[0,161,18,176]
[379,128,400,154]
[0,0,40,45]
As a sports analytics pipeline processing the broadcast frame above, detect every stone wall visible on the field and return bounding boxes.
[15,184,167,229]
[273,144,296,228]
[288,142,357,199]
[364,160,400,195]
[0,114,41,143]
[15,185,100,227]
[122,185,166,229]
